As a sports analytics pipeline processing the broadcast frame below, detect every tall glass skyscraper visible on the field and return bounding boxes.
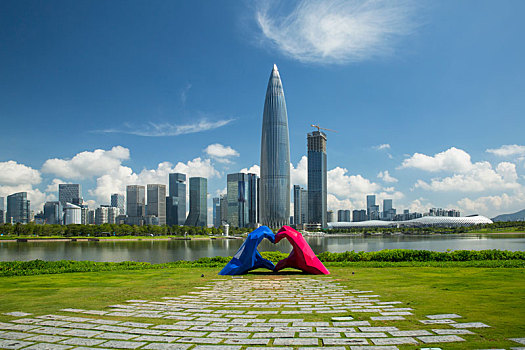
[185,177,207,227]
[260,64,290,228]
[307,131,327,228]
[146,184,167,226]
[110,193,125,215]
[167,173,186,226]
[126,185,145,225]
[6,192,30,224]
[59,184,82,207]
[226,173,258,228]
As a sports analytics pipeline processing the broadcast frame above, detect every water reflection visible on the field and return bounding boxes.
[0,234,524,264]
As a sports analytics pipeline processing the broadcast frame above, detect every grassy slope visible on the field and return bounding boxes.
[0,266,523,349]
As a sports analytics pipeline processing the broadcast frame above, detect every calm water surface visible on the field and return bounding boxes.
[1,234,524,263]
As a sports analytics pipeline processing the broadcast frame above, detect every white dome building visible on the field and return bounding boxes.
[328,215,493,229]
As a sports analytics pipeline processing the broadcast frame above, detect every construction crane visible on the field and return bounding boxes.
[310,124,337,133]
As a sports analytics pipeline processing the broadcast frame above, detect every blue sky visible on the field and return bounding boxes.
[1,0,524,220]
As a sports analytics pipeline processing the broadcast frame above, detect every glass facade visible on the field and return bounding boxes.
[260,64,290,228]
[58,184,82,207]
[126,185,146,218]
[227,173,258,228]
[185,177,207,227]
[111,194,125,215]
[44,201,63,225]
[146,184,167,225]
[6,192,30,224]
[167,173,186,226]
[307,131,327,228]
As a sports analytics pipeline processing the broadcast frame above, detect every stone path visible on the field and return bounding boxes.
[0,276,522,349]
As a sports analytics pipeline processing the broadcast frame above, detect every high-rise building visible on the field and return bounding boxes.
[219,194,228,226]
[185,177,207,227]
[293,185,309,226]
[227,173,258,228]
[260,64,290,228]
[147,184,166,226]
[337,210,351,222]
[110,194,125,215]
[43,201,63,225]
[383,199,396,221]
[6,192,30,224]
[308,131,327,228]
[64,203,81,225]
[87,210,95,225]
[366,195,376,220]
[95,206,108,225]
[166,173,186,226]
[80,204,89,225]
[212,197,220,228]
[352,209,367,222]
[58,184,82,207]
[126,185,145,225]
[326,210,334,223]
[0,196,5,224]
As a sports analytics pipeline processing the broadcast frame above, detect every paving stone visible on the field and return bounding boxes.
[450,322,490,328]
[95,332,138,340]
[102,340,147,349]
[94,325,132,333]
[371,337,418,345]
[229,326,271,332]
[274,338,319,346]
[0,339,35,349]
[153,325,189,331]
[293,321,330,327]
[426,313,462,319]
[5,324,40,331]
[23,343,73,350]
[60,337,108,346]
[142,344,191,350]
[333,321,370,327]
[299,332,341,337]
[1,331,33,339]
[224,339,270,345]
[207,332,249,338]
[63,322,99,330]
[389,330,433,337]
[63,329,103,338]
[133,335,179,342]
[252,332,294,338]
[419,319,456,325]
[269,318,303,323]
[343,332,387,338]
[371,316,405,321]
[332,316,354,321]
[349,347,399,350]
[323,338,369,345]
[87,319,120,325]
[164,331,207,337]
[297,347,346,350]
[418,335,465,343]
[510,338,525,345]
[431,328,474,335]
[126,328,167,335]
[246,347,293,350]
[380,312,413,316]
[192,346,240,350]
[118,322,153,328]
[359,327,399,332]
[510,348,525,350]
[25,335,69,343]
[11,318,42,324]
[189,326,229,332]
[3,312,32,317]
[176,337,223,344]
[273,326,312,332]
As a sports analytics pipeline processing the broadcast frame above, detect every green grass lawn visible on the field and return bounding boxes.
[0,265,523,349]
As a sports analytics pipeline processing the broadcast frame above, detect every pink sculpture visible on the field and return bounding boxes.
[274,226,330,275]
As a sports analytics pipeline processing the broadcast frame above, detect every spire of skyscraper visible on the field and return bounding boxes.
[260,64,290,228]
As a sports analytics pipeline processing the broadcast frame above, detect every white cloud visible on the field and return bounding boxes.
[204,144,239,163]
[0,184,54,213]
[42,146,130,180]
[0,161,41,186]
[290,156,308,186]
[414,161,520,193]
[45,179,68,193]
[180,83,192,105]
[401,147,473,173]
[256,0,419,64]
[377,170,398,183]
[98,119,234,137]
[374,143,391,150]
[486,144,525,157]
[457,188,525,217]
[327,167,381,208]
[240,164,260,176]
[327,193,355,211]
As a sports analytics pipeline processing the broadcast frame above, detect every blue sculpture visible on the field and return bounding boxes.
[218,226,275,275]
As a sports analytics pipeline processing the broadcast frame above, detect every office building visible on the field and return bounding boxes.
[366,195,376,220]
[110,194,125,215]
[212,197,220,228]
[107,206,119,224]
[43,201,63,225]
[166,173,186,226]
[383,199,396,221]
[227,173,258,228]
[147,184,166,226]
[64,203,81,225]
[95,206,108,225]
[6,192,30,224]
[0,197,4,224]
[337,209,351,222]
[352,209,367,222]
[293,185,308,226]
[260,64,290,227]
[87,210,95,225]
[80,204,89,225]
[185,177,207,227]
[326,210,334,223]
[308,131,328,228]
[58,184,82,207]
[219,194,228,226]
[126,185,145,226]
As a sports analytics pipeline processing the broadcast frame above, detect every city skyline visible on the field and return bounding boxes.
[1,1,525,220]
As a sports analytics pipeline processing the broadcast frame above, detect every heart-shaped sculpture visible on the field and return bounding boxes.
[274,226,330,275]
[218,226,275,275]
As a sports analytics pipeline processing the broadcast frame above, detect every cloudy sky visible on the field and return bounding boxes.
[1,0,524,221]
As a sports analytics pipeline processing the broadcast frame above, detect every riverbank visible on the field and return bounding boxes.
[0,235,244,242]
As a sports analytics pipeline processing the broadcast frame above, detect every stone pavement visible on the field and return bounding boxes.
[0,276,522,349]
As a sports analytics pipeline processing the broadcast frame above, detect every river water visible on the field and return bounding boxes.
[1,234,524,263]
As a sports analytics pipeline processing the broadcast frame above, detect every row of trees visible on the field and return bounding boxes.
[0,223,254,237]
[322,222,525,234]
